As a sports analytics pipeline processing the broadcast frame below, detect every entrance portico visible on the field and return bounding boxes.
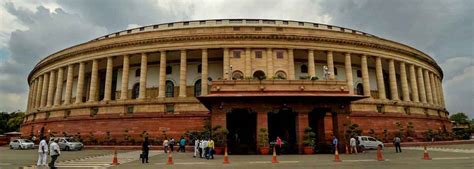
[198,80,366,154]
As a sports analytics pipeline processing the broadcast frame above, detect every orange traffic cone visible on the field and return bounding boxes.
[333,147,341,162]
[167,151,174,165]
[223,146,230,164]
[271,146,279,163]
[423,146,431,160]
[345,144,350,154]
[111,148,119,165]
[376,145,384,161]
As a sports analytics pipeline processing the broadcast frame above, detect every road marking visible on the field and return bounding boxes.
[432,157,470,160]
[155,162,207,165]
[249,161,299,164]
[343,159,377,162]
[280,161,299,163]
[0,163,11,165]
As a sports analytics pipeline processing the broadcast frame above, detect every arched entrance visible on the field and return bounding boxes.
[194,79,201,97]
[131,83,139,99]
[253,70,266,80]
[268,107,297,154]
[227,108,257,154]
[356,83,364,95]
[165,80,174,97]
[308,108,330,153]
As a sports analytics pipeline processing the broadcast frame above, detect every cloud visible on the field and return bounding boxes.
[441,57,474,117]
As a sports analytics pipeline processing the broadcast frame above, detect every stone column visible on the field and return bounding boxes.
[308,49,316,78]
[27,80,36,111]
[40,73,49,107]
[344,53,354,94]
[267,48,273,77]
[54,67,64,106]
[46,70,56,107]
[438,77,445,107]
[119,56,129,100]
[361,55,371,96]
[179,50,187,97]
[399,62,410,102]
[35,76,43,108]
[424,70,433,104]
[375,56,386,100]
[64,64,74,105]
[409,64,419,102]
[75,62,85,104]
[103,57,114,101]
[327,51,335,80]
[158,51,166,98]
[435,76,442,106]
[388,59,399,100]
[223,48,230,80]
[201,48,209,96]
[296,112,309,154]
[430,73,439,105]
[246,48,253,77]
[288,48,295,80]
[417,67,427,103]
[88,59,99,102]
[138,53,147,99]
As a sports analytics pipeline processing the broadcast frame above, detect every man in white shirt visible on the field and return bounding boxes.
[350,137,358,154]
[49,138,61,168]
[37,137,48,166]
[193,139,200,158]
[200,139,208,158]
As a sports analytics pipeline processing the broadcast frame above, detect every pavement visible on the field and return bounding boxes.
[0,144,473,169]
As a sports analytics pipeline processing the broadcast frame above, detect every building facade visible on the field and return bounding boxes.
[22,19,450,153]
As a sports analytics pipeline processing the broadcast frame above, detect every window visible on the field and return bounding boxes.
[135,69,140,77]
[166,66,172,75]
[139,27,144,31]
[200,21,206,25]
[45,112,50,119]
[275,71,287,80]
[404,107,411,115]
[194,79,201,97]
[233,51,241,58]
[362,137,368,141]
[334,67,338,75]
[197,64,202,73]
[131,83,139,99]
[253,70,266,80]
[313,24,319,27]
[127,30,132,33]
[127,106,134,114]
[301,65,308,73]
[298,22,304,26]
[282,21,289,25]
[64,110,70,119]
[232,71,244,80]
[276,51,284,59]
[357,70,362,78]
[168,23,174,27]
[368,137,377,141]
[356,83,364,95]
[376,105,383,113]
[327,25,333,29]
[183,22,189,26]
[90,107,98,117]
[165,104,175,113]
[165,80,174,97]
[153,25,159,29]
[255,51,262,58]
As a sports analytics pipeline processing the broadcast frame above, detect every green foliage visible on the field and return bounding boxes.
[303,127,316,147]
[450,112,469,124]
[0,111,25,134]
[343,122,362,143]
[453,128,472,140]
[258,128,269,147]
[211,125,229,146]
[406,122,415,137]
[395,122,405,138]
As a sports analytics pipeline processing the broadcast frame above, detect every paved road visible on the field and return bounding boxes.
[1,144,474,169]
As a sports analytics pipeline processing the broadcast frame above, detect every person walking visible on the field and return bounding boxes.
[163,138,169,153]
[350,136,358,154]
[49,138,61,169]
[141,137,150,163]
[169,138,175,152]
[275,136,283,155]
[193,138,200,158]
[200,139,208,159]
[36,136,48,166]
[198,139,203,158]
[332,136,339,153]
[394,136,402,153]
[207,138,215,160]
[179,137,186,152]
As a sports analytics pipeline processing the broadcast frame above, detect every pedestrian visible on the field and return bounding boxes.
[193,138,200,158]
[163,138,169,153]
[49,138,61,169]
[141,137,150,163]
[200,139,208,159]
[275,136,283,155]
[356,136,364,153]
[350,136,358,154]
[394,136,402,153]
[332,136,339,153]
[169,138,175,152]
[198,139,203,158]
[180,137,186,152]
[36,136,48,166]
[207,138,215,160]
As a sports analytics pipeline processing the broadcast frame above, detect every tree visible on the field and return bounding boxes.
[450,112,469,124]
[0,111,25,134]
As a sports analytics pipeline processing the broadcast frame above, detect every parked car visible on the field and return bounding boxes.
[9,139,35,150]
[356,136,384,150]
[50,137,83,151]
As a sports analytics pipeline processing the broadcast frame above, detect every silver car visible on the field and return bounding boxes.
[357,136,384,150]
[50,137,84,151]
[9,139,35,150]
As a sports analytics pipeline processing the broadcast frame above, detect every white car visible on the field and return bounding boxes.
[9,139,35,150]
[356,136,384,150]
[50,137,84,151]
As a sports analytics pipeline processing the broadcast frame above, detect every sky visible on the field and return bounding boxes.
[0,0,472,117]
